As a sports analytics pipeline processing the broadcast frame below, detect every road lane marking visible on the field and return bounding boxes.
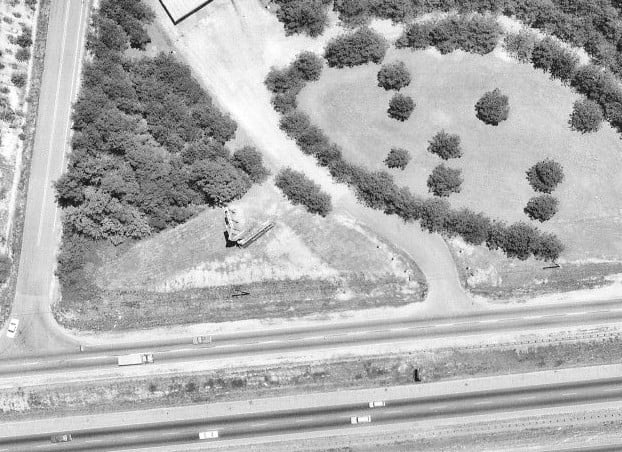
[474,401,492,405]
[561,392,577,396]
[250,422,269,427]
[37,1,72,246]
[603,388,620,392]
[84,439,103,443]
[518,396,537,401]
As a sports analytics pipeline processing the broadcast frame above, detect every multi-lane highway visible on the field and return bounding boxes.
[2,375,622,451]
[1,297,621,379]
[2,0,92,356]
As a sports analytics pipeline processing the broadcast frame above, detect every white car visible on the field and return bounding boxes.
[368,401,385,408]
[350,416,372,424]
[199,431,219,440]
[6,318,19,338]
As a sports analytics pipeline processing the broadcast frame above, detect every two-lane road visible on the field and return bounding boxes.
[1,0,91,356]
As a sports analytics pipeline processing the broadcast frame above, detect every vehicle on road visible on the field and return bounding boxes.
[50,434,72,443]
[199,431,219,439]
[117,353,154,366]
[193,335,212,345]
[350,416,372,424]
[368,401,385,408]
[6,318,19,338]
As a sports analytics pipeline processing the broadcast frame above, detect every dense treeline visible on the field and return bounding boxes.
[266,54,563,261]
[57,0,266,294]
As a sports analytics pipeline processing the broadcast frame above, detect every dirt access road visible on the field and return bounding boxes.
[0,0,91,357]
[149,0,474,316]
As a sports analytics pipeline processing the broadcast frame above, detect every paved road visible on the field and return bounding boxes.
[2,376,622,451]
[0,0,91,356]
[0,297,621,380]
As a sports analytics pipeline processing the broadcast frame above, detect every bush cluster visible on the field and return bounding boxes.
[475,88,509,126]
[333,0,371,27]
[275,168,332,216]
[569,98,604,133]
[377,61,411,91]
[384,147,410,169]
[324,27,388,68]
[504,29,537,63]
[427,130,462,160]
[526,159,564,194]
[387,93,415,121]
[233,146,269,183]
[427,164,463,197]
[268,54,564,261]
[274,0,329,38]
[396,15,501,55]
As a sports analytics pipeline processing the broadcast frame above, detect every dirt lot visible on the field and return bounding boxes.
[298,47,622,298]
[56,183,426,330]
[3,326,621,419]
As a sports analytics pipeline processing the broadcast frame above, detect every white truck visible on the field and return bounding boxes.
[117,353,154,366]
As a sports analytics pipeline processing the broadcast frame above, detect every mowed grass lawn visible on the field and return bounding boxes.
[298,48,622,262]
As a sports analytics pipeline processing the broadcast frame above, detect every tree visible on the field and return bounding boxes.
[446,208,491,245]
[333,0,370,26]
[291,51,323,81]
[271,91,298,114]
[532,232,564,261]
[275,168,332,216]
[569,98,604,133]
[264,67,302,94]
[475,88,509,125]
[11,72,27,88]
[427,130,462,160]
[0,254,11,284]
[190,159,251,206]
[233,146,269,183]
[526,159,564,193]
[531,37,578,82]
[15,28,33,48]
[524,194,559,222]
[324,27,388,68]
[427,164,462,197]
[418,197,451,233]
[15,47,30,62]
[377,61,411,91]
[275,0,328,38]
[279,110,312,139]
[352,169,397,209]
[384,147,411,169]
[370,0,413,22]
[387,93,415,121]
[504,30,537,63]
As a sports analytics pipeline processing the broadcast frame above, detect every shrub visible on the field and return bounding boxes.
[387,93,415,121]
[569,98,604,133]
[524,194,559,222]
[369,0,413,23]
[190,159,251,206]
[15,47,30,62]
[264,67,302,94]
[275,168,332,216]
[504,29,537,63]
[291,51,323,81]
[427,164,462,197]
[279,110,311,139]
[333,0,371,26]
[233,146,269,183]
[384,147,411,170]
[446,208,491,245]
[11,72,27,88]
[526,159,564,193]
[427,130,462,160]
[275,0,328,38]
[531,37,579,82]
[271,91,298,113]
[0,254,11,284]
[475,88,509,125]
[500,222,540,260]
[377,61,411,91]
[324,27,388,68]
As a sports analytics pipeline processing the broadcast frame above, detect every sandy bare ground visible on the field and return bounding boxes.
[147,0,474,318]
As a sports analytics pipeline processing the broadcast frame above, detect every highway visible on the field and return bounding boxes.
[2,375,622,451]
[0,0,92,356]
[0,297,621,378]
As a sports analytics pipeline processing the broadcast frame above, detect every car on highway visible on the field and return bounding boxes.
[368,401,385,408]
[50,434,72,443]
[193,335,212,345]
[350,416,372,424]
[199,430,219,439]
[6,318,19,338]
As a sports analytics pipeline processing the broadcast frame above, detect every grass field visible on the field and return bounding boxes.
[298,47,622,297]
[57,184,426,330]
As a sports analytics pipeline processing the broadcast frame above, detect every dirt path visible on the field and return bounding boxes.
[148,0,475,318]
